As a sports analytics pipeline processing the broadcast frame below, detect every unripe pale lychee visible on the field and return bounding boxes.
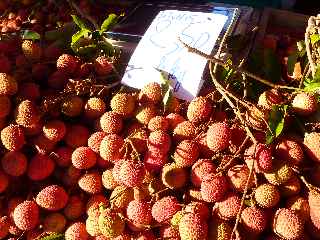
[187,96,212,123]
[292,92,317,116]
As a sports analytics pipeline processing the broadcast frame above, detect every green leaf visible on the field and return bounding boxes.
[71,15,90,31]
[266,105,288,144]
[100,14,119,33]
[304,82,320,93]
[71,29,90,47]
[310,34,320,45]
[287,52,298,75]
[21,30,40,40]
[156,69,174,112]
[40,233,64,240]
[97,41,115,56]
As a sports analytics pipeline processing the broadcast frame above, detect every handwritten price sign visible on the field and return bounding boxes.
[121,10,228,101]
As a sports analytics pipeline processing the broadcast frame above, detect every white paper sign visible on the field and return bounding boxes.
[121,10,228,101]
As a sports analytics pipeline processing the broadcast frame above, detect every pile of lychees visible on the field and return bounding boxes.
[1,5,320,240]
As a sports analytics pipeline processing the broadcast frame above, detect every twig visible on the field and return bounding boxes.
[305,17,316,76]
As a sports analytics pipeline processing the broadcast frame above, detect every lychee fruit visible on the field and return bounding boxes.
[33,133,56,154]
[208,219,232,240]
[185,202,210,221]
[88,131,108,154]
[179,213,208,240]
[21,40,42,61]
[43,212,66,233]
[36,185,68,211]
[65,124,89,148]
[264,163,293,185]
[292,92,317,116]
[98,209,125,238]
[255,183,280,208]
[0,73,17,95]
[159,225,180,240]
[27,153,55,181]
[241,206,268,234]
[129,128,148,154]
[227,164,255,192]
[246,107,269,130]
[86,211,101,237]
[245,143,274,172]
[118,160,145,187]
[166,113,185,130]
[99,134,124,161]
[62,96,83,117]
[201,175,228,203]
[100,111,123,134]
[15,100,40,127]
[126,200,152,227]
[174,140,199,168]
[62,166,82,187]
[272,208,303,240]
[206,122,231,152]
[0,216,9,239]
[304,132,320,163]
[308,189,320,231]
[138,82,162,104]
[214,192,241,220]
[0,95,11,118]
[102,168,118,190]
[48,70,68,89]
[86,194,109,216]
[109,186,134,210]
[1,124,25,151]
[161,163,187,189]
[52,146,73,167]
[275,138,304,166]
[152,196,181,223]
[85,97,106,119]
[65,222,89,240]
[198,133,215,158]
[173,120,196,142]
[148,116,169,132]
[1,151,27,176]
[279,175,301,197]
[18,82,40,100]
[144,150,168,173]
[64,195,84,220]
[57,54,79,75]
[111,93,135,118]
[13,200,39,231]
[72,146,97,169]
[94,56,113,76]
[135,104,158,125]
[78,172,102,194]
[0,170,8,193]
[287,196,310,222]
[147,130,171,153]
[42,120,66,142]
[191,159,216,187]
[258,89,283,110]
[187,96,212,123]
[0,55,10,73]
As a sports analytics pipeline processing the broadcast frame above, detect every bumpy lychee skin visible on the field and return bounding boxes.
[111,93,135,118]
[36,185,68,211]
[0,73,17,95]
[1,124,25,151]
[148,130,171,153]
[275,139,304,166]
[53,146,72,167]
[85,97,106,119]
[0,216,9,239]
[292,92,317,116]
[152,196,181,223]
[138,82,162,104]
[308,189,320,230]
[273,208,304,240]
[21,40,42,61]
[201,175,228,203]
[246,107,269,130]
[15,100,40,127]
[161,163,187,189]
[159,225,180,240]
[119,160,145,187]
[255,183,280,208]
[94,56,113,76]
[191,159,216,187]
[99,134,124,161]
[127,200,152,227]
[27,153,55,181]
[166,113,185,130]
[130,128,148,154]
[241,206,268,234]
[245,143,274,172]
[57,54,79,75]
[72,146,97,169]
[78,172,103,194]
[148,116,169,132]
[62,96,83,117]
[206,122,231,152]
[264,163,294,185]
[258,89,283,111]
[1,151,27,176]
[100,111,123,134]
[98,209,125,238]
[144,150,168,173]
[86,211,101,237]
[0,170,8,193]
[109,186,134,210]
[179,213,208,240]
[198,134,215,158]
[185,202,210,221]
[173,121,196,142]
[0,95,11,118]
[102,168,118,190]
[13,201,39,231]
[135,105,158,125]
[187,96,212,123]
[88,131,108,154]
[43,120,66,142]
[279,176,301,197]
[227,164,254,192]
[86,194,109,216]
[174,140,199,168]
[304,132,320,163]
[287,196,310,222]
[64,195,84,220]
[43,212,66,233]
[65,222,89,240]
[214,193,241,220]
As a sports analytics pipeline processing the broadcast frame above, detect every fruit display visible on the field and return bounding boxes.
[1,1,320,240]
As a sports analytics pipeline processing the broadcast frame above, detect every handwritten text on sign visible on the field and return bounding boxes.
[121,10,228,101]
